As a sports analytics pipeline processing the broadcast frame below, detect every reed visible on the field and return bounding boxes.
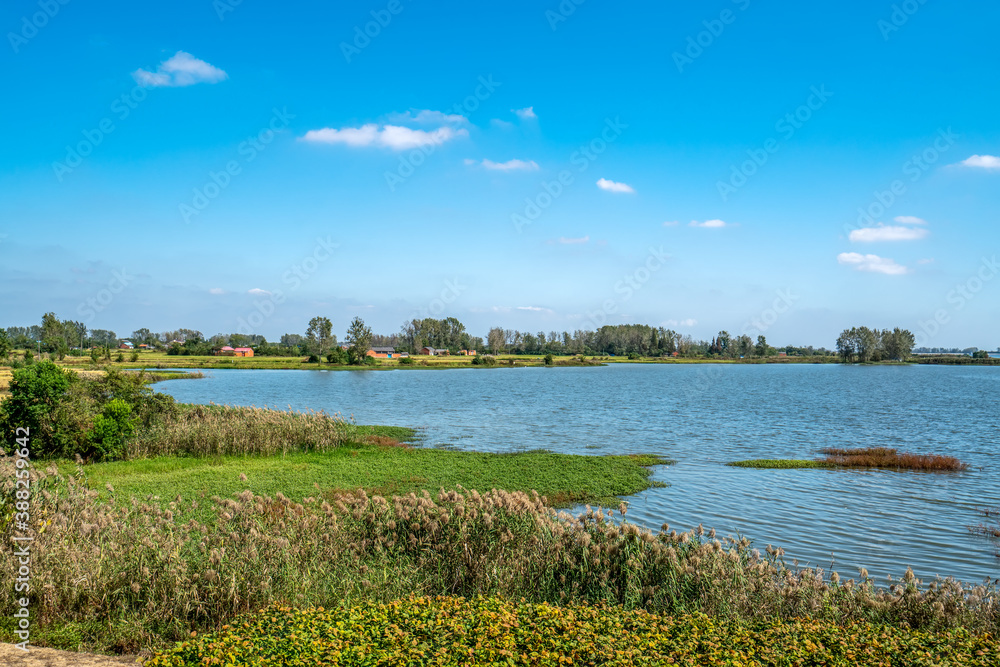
[819,447,969,471]
[1,465,996,654]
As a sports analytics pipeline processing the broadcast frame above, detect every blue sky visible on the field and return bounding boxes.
[1,0,998,348]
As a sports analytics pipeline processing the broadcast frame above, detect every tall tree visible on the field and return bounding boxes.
[345,316,373,365]
[487,327,506,355]
[305,316,333,360]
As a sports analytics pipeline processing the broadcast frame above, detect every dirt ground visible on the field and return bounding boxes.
[0,644,141,666]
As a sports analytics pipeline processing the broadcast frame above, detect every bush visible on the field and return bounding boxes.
[147,597,1000,667]
[543,354,554,365]
[325,348,348,364]
[398,356,415,365]
[130,351,139,363]
[471,355,497,367]
[0,361,75,458]
[89,398,138,461]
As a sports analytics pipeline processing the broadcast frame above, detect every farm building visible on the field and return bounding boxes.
[459,349,477,356]
[233,347,254,357]
[214,346,236,356]
[420,347,450,356]
[119,341,134,349]
[367,346,396,359]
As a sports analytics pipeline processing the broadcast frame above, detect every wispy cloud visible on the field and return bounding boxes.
[209,287,225,295]
[662,220,680,227]
[132,51,228,87]
[467,158,540,171]
[516,305,553,313]
[558,236,590,245]
[301,124,467,150]
[662,318,697,327]
[837,252,908,275]
[513,106,537,120]
[386,109,468,125]
[958,154,1000,169]
[596,178,635,194]
[894,215,927,225]
[849,225,928,242]
[689,219,729,228]
[247,288,271,295]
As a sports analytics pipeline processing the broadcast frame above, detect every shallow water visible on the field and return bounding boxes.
[154,363,1000,584]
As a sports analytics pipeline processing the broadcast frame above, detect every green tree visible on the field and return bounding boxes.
[346,316,373,365]
[306,316,333,361]
[754,335,770,358]
[0,329,10,360]
[89,398,138,461]
[0,361,73,457]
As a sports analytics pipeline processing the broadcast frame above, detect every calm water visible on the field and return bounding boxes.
[154,363,1000,584]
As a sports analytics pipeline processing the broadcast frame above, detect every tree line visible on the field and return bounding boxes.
[5,312,926,364]
[835,327,915,363]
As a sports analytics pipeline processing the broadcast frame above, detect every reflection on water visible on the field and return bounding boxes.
[155,363,1000,583]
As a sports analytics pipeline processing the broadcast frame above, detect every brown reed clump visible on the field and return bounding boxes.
[819,447,969,471]
[126,404,358,459]
[0,465,997,654]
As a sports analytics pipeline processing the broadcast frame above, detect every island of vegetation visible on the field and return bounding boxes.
[728,447,970,471]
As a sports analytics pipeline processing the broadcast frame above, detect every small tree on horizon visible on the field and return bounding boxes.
[346,316,373,366]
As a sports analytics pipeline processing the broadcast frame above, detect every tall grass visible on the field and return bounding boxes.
[127,404,370,458]
[1,465,996,654]
[819,447,969,471]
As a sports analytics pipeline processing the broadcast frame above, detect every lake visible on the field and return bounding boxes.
[153,363,1000,584]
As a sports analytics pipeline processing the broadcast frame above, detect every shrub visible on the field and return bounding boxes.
[129,351,139,363]
[398,356,415,365]
[543,354,554,366]
[147,597,1000,667]
[472,355,497,367]
[0,361,75,457]
[89,398,138,461]
[325,348,348,364]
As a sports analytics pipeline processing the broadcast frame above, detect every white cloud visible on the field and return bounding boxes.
[894,215,927,225]
[558,236,590,244]
[474,158,540,171]
[132,51,228,87]
[386,109,468,125]
[301,124,467,150]
[513,106,537,120]
[662,318,697,327]
[849,225,928,242]
[596,178,635,194]
[209,287,225,295]
[958,154,1000,169]
[837,252,908,275]
[662,220,680,227]
[689,219,728,228]
[490,118,515,130]
[247,288,271,295]
[917,258,935,265]
[516,306,553,314]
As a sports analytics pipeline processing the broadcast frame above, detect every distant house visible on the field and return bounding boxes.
[233,347,254,357]
[138,344,150,349]
[119,341,134,350]
[214,346,236,356]
[367,346,396,359]
[420,347,449,356]
[459,349,477,356]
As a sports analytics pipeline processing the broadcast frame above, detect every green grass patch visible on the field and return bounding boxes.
[726,459,830,469]
[146,597,1000,667]
[74,447,670,515]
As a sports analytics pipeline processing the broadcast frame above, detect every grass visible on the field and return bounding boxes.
[726,459,829,469]
[3,478,999,656]
[71,448,671,517]
[145,597,1000,667]
[729,447,970,472]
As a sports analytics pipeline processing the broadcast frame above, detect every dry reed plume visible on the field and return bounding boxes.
[819,447,969,471]
[1,464,997,653]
